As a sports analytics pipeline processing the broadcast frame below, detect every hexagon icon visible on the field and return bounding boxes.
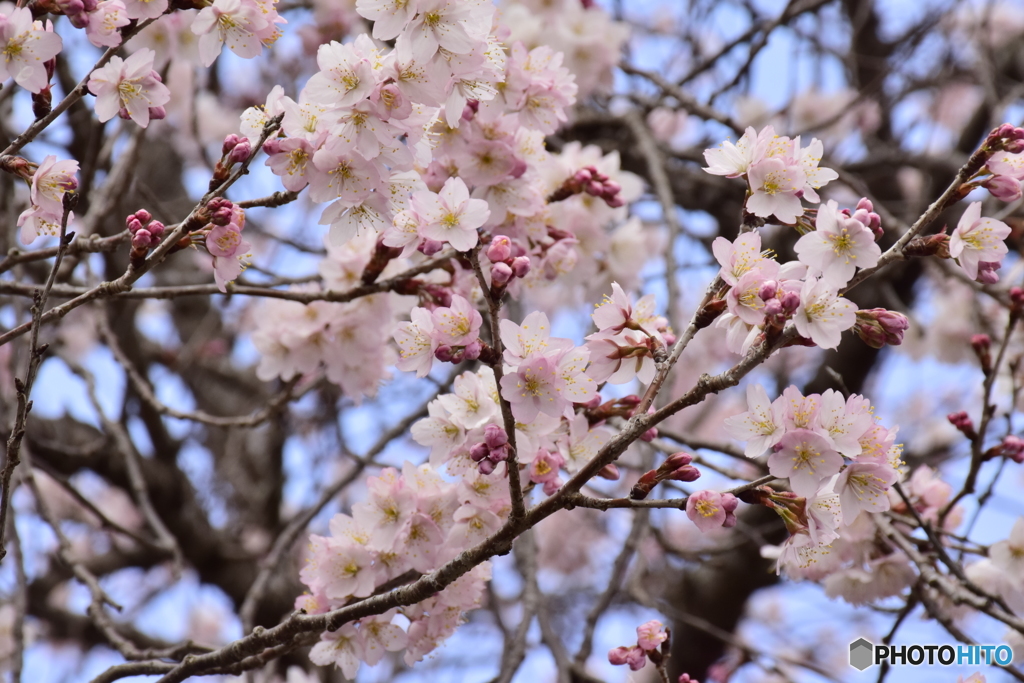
[849,638,874,671]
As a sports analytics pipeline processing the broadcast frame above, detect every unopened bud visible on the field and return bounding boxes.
[640,427,658,442]
[597,464,620,480]
[478,459,496,475]
[418,239,445,256]
[484,424,508,450]
[222,134,242,155]
[131,229,153,249]
[434,345,455,362]
[779,291,801,314]
[486,235,512,263]
[147,220,165,238]
[983,174,1023,202]
[1002,435,1024,463]
[977,261,1002,285]
[228,139,252,164]
[149,106,167,122]
[126,217,144,234]
[947,411,977,440]
[470,442,490,462]
[490,262,513,285]
[511,256,531,278]
[972,333,992,373]
[463,340,482,360]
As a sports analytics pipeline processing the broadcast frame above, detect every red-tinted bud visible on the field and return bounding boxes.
[948,411,977,440]
[511,256,531,278]
[470,442,490,462]
[1002,435,1024,463]
[478,459,496,475]
[418,239,445,256]
[484,424,508,450]
[597,464,620,480]
[463,340,482,360]
[131,229,153,249]
[490,262,513,285]
[486,235,512,262]
[126,217,144,234]
[222,134,242,155]
[434,345,455,362]
[149,106,167,122]
[228,140,252,164]
[147,220,165,237]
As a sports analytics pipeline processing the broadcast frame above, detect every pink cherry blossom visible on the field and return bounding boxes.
[686,490,728,532]
[949,201,1011,281]
[794,199,880,288]
[85,1,130,48]
[499,311,573,367]
[793,277,856,350]
[122,0,169,20]
[834,461,898,525]
[87,49,171,128]
[712,232,772,286]
[192,0,270,66]
[635,620,667,651]
[0,8,62,93]
[206,223,252,292]
[745,157,807,224]
[395,308,438,378]
[411,178,490,252]
[768,429,844,497]
[722,384,787,457]
[702,126,765,178]
[30,155,79,215]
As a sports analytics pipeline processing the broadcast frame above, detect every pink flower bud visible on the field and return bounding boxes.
[586,180,604,196]
[511,256,531,278]
[491,262,513,286]
[118,107,131,120]
[134,209,152,224]
[509,157,528,179]
[972,333,991,354]
[478,459,496,475]
[470,443,490,462]
[222,134,242,155]
[228,140,252,164]
[662,452,693,470]
[263,138,283,155]
[149,106,167,122]
[147,220,165,238]
[488,444,510,462]
[604,195,626,208]
[434,345,455,362]
[667,465,701,482]
[484,424,508,449]
[604,180,621,195]
[977,261,1001,285]
[131,229,153,249]
[678,675,700,683]
[983,174,1022,202]
[758,280,779,301]
[126,217,143,234]
[640,427,658,442]
[779,291,801,314]
[1002,435,1024,463]
[597,464,620,480]
[463,340,482,360]
[486,235,512,262]
[418,239,445,256]
[574,168,593,183]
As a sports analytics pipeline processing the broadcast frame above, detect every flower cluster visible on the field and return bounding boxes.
[299,462,499,676]
[584,282,672,386]
[192,0,285,66]
[949,201,1012,284]
[411,365,614,485]
[17,155,79,244]
[722,384,910,588]
[252,234,396,399]
[608,620,669,671]
[703,125,838,224]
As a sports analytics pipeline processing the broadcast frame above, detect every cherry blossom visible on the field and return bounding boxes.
[794,199,881,288]
[87,49,171,128]
[192,0,271,66]
[793,277,856,349]
[29,156,79,216]
[0,7,62,93]
[723,384,787,457]
[768,429,844,497]
[411,177,490,252]
[949,201,1011,281]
